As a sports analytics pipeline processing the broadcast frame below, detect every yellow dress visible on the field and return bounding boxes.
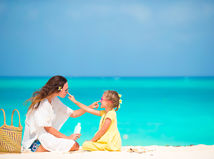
[82,109,121,151]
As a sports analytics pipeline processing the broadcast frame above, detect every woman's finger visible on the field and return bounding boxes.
[76,134,80,139]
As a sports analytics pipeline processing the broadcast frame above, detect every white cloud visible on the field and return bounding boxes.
[66,4,115,19]
[120,4,151,23]
[66,1,214,25]
[66,3,151,23]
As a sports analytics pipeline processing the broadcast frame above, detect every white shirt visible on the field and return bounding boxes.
[22,97,73,151]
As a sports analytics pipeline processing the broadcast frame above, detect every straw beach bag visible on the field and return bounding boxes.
[0,109,23,153]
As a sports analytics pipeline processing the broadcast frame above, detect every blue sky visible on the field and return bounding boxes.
[0,0,214,76]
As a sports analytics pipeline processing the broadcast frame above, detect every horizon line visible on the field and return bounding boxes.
[0,75,214,78]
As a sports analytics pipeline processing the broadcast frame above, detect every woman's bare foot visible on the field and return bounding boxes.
[36,145,49,152]
[69,142,79,151]
[35,142,79,152]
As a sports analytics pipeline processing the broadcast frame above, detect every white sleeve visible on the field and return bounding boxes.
[52,97,73,130]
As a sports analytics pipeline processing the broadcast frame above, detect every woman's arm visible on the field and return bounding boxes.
[68,95,101,116]
[44,126,80,140]
[70,102,99,118]
[91,118,111,142]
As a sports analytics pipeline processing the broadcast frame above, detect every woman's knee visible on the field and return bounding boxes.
[70,141,79,151]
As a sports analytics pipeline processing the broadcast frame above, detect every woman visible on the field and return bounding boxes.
[22,75,98,152]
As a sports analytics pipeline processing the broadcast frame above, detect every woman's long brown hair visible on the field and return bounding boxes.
[26,75,67,113]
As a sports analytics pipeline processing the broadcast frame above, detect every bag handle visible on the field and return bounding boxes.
[0,108,6,126]
[11,109,22,127]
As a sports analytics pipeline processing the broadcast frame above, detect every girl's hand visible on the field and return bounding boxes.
[89,101,100,109]
[67,134,81,140]
[68,93,76,103]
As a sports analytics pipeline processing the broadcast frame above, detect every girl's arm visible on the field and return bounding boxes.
[91,118,111,142]
[70,102,99,118]
[68,95,101,116]
[44,126,80,140]
[70,109,86,118]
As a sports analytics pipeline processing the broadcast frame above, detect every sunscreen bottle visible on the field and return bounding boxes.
[74,122,81,134]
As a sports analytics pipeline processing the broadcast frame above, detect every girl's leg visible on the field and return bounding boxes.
[82,141,107,151]
[69,141,79,151]
[36,145,49,152]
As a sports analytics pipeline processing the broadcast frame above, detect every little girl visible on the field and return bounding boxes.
[68,90,122,151]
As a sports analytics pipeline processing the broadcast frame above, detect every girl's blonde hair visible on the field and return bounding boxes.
[26,75,67,113]
[104,90,120,111]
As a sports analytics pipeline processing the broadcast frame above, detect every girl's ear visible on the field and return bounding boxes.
[109,101,114,107]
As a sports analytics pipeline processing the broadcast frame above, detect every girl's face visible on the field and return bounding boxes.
[100,93,112,109]
[58,82,69,98]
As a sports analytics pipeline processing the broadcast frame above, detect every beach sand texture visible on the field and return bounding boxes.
[0,145,214,159]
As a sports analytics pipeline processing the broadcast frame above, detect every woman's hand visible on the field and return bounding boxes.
[67,134,81,140]
[89,101,100,109]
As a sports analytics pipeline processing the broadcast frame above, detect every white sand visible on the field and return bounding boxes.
[0,145,214,159]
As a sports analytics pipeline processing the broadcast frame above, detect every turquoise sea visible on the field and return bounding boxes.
[0,77,214,146]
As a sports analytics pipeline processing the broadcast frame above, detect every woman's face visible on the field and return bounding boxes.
[58,82,69,98]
